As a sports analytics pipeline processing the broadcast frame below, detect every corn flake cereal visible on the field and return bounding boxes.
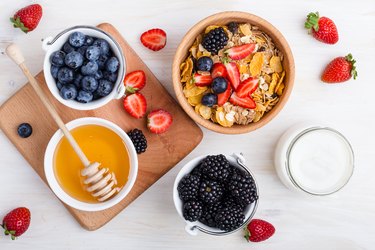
[250,52,264,76]
[270,56,283,73]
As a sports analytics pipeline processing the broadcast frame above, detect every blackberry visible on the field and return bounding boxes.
[227,22,239,34]
[199,202,222,227]
[215,205,245,232]
[228,169,258,206]
[127,129,147,154]
[190,164,204,178]
[221,195,246,210]
[183,200,203,222]
[201,154,231,182]
[202,27,228,55]
[178,174,200,202]
[199,180,223,204]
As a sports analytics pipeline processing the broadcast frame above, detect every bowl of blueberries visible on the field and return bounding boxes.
[43,25,126,110]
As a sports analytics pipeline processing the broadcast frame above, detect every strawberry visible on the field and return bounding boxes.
[236,77,259,98]
[229,92,256,109]
[1,207,31,240]
[244,219,275,242]
[140,28,167,51]
[123,70,146,93]
[225,43,257,60]
[211,63,228,78]
[147,109,173,134]
[11,4,43,33]
[123,93,147,118]
[321,53,358,83]
[193,73,212,87]
[225,62,240,90]
[305,12,338,44]
[217,83,232,106]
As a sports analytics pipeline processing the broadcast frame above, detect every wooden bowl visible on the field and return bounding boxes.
[172,11,295,134]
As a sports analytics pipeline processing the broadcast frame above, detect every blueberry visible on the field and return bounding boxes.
[57,67,74,84]
[76,90,93,103]
[197,56,213,71]
[63,42,75,53]
[81,61,98,75]
[85,46,101,61]
[17,123,32,138]
[94,70,103,80]
[81,76,98,93]
[51,65,60,79]
[84,36,95,46]
[211,77,228,94]
[105,57,119,73]
[73,73,83,88]
[103,71,117,82]
[60,84,78,100]
[201,93,218,107]
[50,51,66,67]
[93,39,110,55]
[77,45,88,56]
[64,51,84,69]
[96,79,113,97]
[69,31,86,48]
[97,54,109,69]
[56,81,63,90]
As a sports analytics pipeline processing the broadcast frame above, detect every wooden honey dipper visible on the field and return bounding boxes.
[6,43,120,202]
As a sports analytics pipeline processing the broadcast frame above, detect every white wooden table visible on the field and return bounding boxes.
[1,0,374,249]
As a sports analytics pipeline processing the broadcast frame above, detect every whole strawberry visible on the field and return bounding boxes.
[244,219,275,242]
[322,54,358,83]
[1,207,31,240]
[10,4,43,33]
[305,12,338,44]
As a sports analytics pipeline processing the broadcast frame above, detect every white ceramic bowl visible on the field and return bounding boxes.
[42,25,126,110]
[173,153,258,236]
[44,117,138,211]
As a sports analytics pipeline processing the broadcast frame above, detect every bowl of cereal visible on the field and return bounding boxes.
[172,11,295,134]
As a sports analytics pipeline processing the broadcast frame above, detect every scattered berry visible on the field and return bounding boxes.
[177,174,200,202]
[127,129,147,154]
[11,4,42,33]
[201,93,218,107]
[17,123,32,138]
[199,180,223,204]
[147,109,173,134]
[244,219,275,242]
[211,77,228,94]
[196,56,213,71]
[140,28,167,51]
[1,207,31,240]
[202,27,228,55]
[305,12,339,44]
[183,201,203,222]
[123,93,147,119]
[225,43,257,60]
[123,70,146,93]
[321,53,357,83]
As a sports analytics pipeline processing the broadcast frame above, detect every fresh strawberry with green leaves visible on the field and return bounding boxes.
[236,77,259,98]
[1,207,31,240]
[11,4,42,33]
[305,12,338,44]
[225,62,240,90]
[123,70,146,93]
[229,92,256,109]
[147,109,173,134]
[211,63,227,78]
[244,219,275,242]
[140,28,167,51]
[123,93,147,118]
[225,43,257,60]
[217,83,232,106]
[321,53,357,83]
[193,73,212,87]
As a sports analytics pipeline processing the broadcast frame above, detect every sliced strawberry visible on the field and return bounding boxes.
[193,73,212,87]
[229,92,256,109]
[217,83,232,106]
[236,77,259,98]
[147,109,173,134]
[123,93,147,118]
[225,43,257,60]
[140,28,167,51]
[123,70,146,93]
[211,63,228,78]
[225,62,240,90]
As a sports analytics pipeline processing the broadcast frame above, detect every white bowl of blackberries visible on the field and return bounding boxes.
[173,153,259,236]
[42,25,126,110]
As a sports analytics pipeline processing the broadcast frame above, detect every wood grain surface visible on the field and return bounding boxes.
[0,23,203,231]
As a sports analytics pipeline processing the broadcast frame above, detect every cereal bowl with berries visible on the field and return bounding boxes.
[173,12,295,134]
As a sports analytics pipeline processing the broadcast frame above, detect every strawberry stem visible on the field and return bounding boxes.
[305,12,320,33]
[10,17,29,33]
[345,53,358,80]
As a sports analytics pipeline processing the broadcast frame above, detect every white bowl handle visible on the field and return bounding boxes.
[114,83,125,99]
[233,152,246,164]
[185,223,199,236]
[42,36,54,52]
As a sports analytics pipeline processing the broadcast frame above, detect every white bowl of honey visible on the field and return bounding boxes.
[44,117,138,211]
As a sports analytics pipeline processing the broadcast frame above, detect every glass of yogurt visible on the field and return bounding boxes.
[274,123,354,195]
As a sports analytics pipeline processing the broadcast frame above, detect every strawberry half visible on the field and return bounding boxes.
[244,219,275,242]
[217,83,232,106]
[2,207,31,240]
[11,4,43,33]
[140,28,167,51]
[321,53,357,83]
[123,70,146,93]
[236,77,259,98]
[193,73,212,87]
[225,43,257,60]
[211,63,228,78]
[225,62,241,90]
[147,109,173,134]
[305,12,339,44]
[229,92,256,109]
[123,93,147,118]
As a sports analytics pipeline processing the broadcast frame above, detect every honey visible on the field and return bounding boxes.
[53,125,130,203]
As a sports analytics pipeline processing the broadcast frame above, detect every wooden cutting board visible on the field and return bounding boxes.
[0,23,203,231]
